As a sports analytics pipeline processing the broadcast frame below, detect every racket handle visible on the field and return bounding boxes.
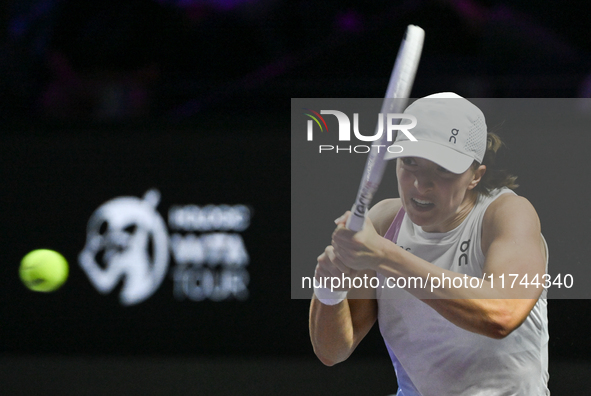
[345,204,365,232]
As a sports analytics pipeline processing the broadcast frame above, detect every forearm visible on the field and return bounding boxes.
[375,243,541,338]
[309,296,356,366]
[423,297,535,339]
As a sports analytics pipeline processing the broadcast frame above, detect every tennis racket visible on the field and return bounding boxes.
[346,25,424,231]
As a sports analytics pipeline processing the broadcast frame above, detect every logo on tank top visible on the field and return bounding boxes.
[458,239,470,266]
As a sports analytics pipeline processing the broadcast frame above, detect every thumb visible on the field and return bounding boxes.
[334,211,351,226]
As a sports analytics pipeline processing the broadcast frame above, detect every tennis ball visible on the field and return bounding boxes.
[19,249,69,292]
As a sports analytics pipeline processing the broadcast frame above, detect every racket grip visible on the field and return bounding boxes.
[345,204,365,232]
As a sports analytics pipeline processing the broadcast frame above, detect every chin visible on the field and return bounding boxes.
[405,210,434,227]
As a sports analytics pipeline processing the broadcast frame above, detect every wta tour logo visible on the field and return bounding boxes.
[79,189,251,305]
[303,109,417,153]
[79,190,169,306]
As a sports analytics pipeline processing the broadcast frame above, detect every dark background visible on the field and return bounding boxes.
[1,0,591,394]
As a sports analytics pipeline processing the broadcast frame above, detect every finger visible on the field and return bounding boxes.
[318,247,346,275]
[332,226,356,246]
[318,246,338,265]
[315,264,331,279]
[316,251,327,264]
[334,211,351,225]
[326,245,351,274]
[316,258,346,279]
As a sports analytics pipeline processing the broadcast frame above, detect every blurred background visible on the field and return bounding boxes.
[1,0,591,394]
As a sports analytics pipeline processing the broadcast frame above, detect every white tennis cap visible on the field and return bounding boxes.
[385,92,487,174]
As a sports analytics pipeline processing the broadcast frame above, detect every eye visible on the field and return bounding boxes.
[437,166,451,174]
[401,157,416,166]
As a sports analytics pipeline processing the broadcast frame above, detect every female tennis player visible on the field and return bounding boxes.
[309,93,549,395]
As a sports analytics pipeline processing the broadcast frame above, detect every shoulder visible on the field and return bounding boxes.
[482,192,541,254]
[368,198,403,237]
[483,192,539,226]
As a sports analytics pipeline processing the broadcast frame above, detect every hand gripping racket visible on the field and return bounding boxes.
[345,25,424,231]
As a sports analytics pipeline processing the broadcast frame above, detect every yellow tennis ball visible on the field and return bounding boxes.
[19,249,69,292]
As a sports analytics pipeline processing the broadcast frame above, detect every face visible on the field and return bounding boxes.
[396,157,485,233]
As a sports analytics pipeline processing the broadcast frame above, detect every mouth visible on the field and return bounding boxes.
[411,197,434,209]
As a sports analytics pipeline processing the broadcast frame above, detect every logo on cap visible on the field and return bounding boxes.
[449,128,459,144]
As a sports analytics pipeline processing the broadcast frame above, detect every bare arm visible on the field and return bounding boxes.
[309,280,377,366]
[331,194,546,339]
[424,195,546,337]
[309,200,401,365]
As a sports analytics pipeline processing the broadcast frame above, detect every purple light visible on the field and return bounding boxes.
[156,0,258,11]
[335,9,364,33]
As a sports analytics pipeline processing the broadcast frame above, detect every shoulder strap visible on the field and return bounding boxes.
[384,206,406,243]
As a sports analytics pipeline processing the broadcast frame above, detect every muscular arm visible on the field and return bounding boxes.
[309,200,401,365]
[332,194,546,339]
[422,194,546,338]
[309,283,377,366]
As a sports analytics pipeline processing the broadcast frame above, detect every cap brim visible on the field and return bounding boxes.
[384,140,474,174]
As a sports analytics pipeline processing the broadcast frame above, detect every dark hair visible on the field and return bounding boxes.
[472,132,518,196]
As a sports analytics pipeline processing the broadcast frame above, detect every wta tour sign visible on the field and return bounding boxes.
[79,189,251,305]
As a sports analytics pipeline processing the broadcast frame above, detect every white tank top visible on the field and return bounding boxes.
[376,188,549,396]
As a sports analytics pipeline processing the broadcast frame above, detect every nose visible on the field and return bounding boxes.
[413,171,434,194]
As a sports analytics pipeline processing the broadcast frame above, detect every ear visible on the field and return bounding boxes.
[468,165,486,190]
